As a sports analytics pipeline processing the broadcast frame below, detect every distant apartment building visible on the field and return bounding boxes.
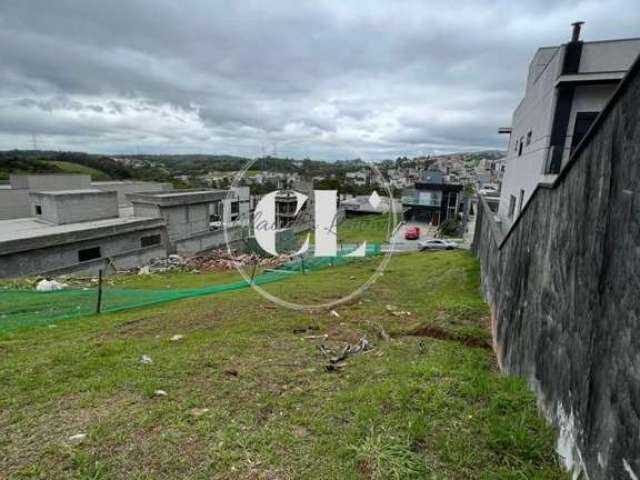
[401,170,464,225]
[498,23,640,226]
[345,170,369,186]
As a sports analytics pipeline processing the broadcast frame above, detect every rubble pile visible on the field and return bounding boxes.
[146,254,187,273]
[187,250,293,272]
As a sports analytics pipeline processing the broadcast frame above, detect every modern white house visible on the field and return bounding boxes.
[497,23,640,226]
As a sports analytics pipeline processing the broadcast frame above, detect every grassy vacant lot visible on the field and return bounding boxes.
[0,252,565,479]
[298,213,399,247]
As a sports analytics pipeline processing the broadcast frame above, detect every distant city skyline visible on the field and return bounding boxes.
[0,0,639,160]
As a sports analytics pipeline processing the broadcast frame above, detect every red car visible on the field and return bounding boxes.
[404,226,420,240]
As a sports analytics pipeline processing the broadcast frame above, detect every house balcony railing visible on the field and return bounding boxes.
[401,190,441,207]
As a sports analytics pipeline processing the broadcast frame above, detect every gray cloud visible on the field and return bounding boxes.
[0,0,639,159]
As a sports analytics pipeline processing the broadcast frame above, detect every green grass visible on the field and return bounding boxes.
[0,252,566,479]
[46,161,112,180]
[298,213,399,247]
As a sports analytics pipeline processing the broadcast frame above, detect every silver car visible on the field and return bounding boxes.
[418,239,457,251]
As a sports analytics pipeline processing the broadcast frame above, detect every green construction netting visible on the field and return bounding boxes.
[0,244,382,331]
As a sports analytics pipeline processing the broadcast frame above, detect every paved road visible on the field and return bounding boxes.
[387,221,430,251]
[383,219,473,252]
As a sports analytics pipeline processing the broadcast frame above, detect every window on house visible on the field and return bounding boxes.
[526,131,532,146]
[518,137,524,156]
[34,205,42,215]
[140,234,161,248]
[508,195,517,218]
[78,246,101,263]
[518,189,525,213]
[571,111,599,150]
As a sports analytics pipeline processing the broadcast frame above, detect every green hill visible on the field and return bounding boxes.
[45,160,111,180]
[0,150,128,181]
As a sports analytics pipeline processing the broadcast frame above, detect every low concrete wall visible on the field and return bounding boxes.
[92,181,173,206]
[472,57,640,479]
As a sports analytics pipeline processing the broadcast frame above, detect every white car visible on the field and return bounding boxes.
[418,239,458,251]
[478,185,498,195]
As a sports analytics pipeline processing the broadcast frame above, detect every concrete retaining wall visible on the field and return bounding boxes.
[472,57,640,479]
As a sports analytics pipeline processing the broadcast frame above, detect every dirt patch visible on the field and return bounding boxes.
[325,324,364,344]
[410,325,491,349]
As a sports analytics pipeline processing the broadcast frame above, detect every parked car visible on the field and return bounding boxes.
[404,226,420,240]
[418,239,457,251]
[479,185,498,195]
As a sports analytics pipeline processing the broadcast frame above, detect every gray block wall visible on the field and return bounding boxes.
[30,190,119,225]
[92,181,173,206]
[160,204,210,243]
[0,225,167,278]
[472,57,640,479]
[10,174,91,191]
[0,190,32,219]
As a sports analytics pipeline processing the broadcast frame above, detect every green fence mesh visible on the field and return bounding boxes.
[0,244,382,331]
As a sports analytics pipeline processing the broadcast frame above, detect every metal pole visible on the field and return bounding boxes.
[96,269,103,314]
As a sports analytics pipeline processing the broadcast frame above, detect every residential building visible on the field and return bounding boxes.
[341,193,400,215]
[0,189,166,278]
[0,180,251,278]
[498,23,640,226]
[0,174,173,220]
[345,170,368,186]
[401,170,464,225]
[274,181,314,231]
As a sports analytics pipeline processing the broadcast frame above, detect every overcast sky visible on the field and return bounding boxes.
[0,0,638,160]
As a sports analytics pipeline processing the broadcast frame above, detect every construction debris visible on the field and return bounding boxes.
[141,250,294,273]
[140,355,154,365]
[68,433,87,444]
[303,334,328,341]
[370,321,391,342]
[137,265,150,275]
[292,325,320,334]
[187,250,292,272]
[189,408,210,417]
[147,254,186,273]
[35,279,66,291]
[317,337,374,372]
[385,304,411,316]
